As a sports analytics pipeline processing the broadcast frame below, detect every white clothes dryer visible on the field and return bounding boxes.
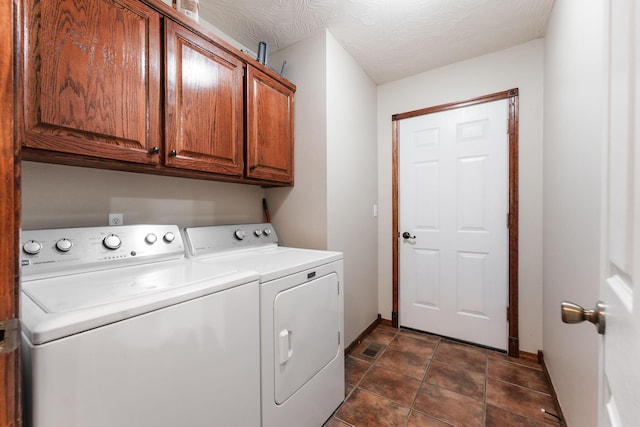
[183,223,345,427]
[20,224,261,427]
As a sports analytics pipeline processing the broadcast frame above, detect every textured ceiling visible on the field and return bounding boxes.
[199,0,555,84]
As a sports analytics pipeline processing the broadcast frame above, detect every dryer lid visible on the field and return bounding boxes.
[197,246,343,282]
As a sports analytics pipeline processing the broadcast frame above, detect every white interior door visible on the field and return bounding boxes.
[399,99,509,350]
[599,0,640,425]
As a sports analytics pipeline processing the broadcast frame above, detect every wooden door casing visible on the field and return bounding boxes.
[246,65,294,185]
[1,0,21,424]
[392,89,520,356]
[21,0,162,164]
[165,20,244,176]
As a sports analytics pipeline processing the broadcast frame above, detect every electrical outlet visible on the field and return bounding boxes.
[108,213,124,226]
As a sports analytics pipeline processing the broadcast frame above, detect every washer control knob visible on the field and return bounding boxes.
[103,234,122,250]
[234,230,246,240]
[145,233,158,244]
[254,229,263,237]
[263,228,272,236]
[55,238,73,252]
[23,240,42,255]
[163,232,176,243]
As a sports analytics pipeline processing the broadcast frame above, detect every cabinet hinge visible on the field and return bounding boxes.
[338,331,341,345]
[337,281,340,294]
[506,306,510,322]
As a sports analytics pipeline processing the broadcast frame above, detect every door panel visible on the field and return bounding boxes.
[165,20,244,175]
[399,100,508,350]
[600,0,640,425]
[246,66,295,184]
[22,0,161,164]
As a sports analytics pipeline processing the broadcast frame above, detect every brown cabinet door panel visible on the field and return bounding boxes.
[22,0,162,164]
[165,21,244,176]
[246,66,294,184]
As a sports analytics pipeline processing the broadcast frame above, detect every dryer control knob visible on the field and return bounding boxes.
[145,233,158,244]
[234,230,246,240]
[55,238,73,252]
[23,240,42,255]
[263,228,272,236]
[254,229,263,237]
[163,232,175,243]
[103,234,122,250]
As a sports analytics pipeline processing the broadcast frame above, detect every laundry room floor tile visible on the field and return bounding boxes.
[324,324,562,427]
[358,366,422,407]
[376,348,430,379]
[345,356,371,387]
[412,383,484,426]
[406,409,453,426]
[424,359,485,401]
[335,388,410,427]
[485,405,560,427]
[486,378,558,423]
[387,334,437,359]
[433,340,488,373]
[488,358,551,394]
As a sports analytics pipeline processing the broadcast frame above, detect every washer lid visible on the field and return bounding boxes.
[21,260,259,345]
[23,260,245,313]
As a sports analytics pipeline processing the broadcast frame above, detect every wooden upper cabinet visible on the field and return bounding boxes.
[164,20,244,176]
[21,0,162,164]
[246,66,295,185]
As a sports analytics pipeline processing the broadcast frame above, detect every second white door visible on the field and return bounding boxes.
[399,99,509,350]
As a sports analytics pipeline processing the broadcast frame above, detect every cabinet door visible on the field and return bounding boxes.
[22,0,161,164]
[165,21,244,176]
[246,66,295,184]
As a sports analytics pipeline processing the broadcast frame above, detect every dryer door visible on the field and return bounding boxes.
[273,272,340,404]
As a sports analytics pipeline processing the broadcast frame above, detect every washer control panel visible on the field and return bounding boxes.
[183,223,278,257]
[21,224,185,279]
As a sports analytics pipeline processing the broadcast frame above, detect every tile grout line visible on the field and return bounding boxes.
[404,339,441,427]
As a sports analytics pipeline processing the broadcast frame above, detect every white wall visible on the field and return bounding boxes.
[22,162,264,229]
[267,31,329,250]
[268,30,379,345]
[377,40,544,353]
[542,1,604,425]
[197,18,256,57]
[326,32,379,346]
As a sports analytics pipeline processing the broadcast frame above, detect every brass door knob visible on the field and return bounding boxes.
[561,301,606,334]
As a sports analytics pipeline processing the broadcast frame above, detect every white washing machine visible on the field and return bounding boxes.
[20,224,261,427]
[183,223,345,427]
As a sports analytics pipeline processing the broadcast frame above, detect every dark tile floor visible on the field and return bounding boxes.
[325,324,561,427]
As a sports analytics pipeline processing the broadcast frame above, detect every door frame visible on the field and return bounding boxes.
[391,88,520,356]
[1,0,21,424]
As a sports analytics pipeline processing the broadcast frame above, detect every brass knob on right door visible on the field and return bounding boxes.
[561,301,606,335]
